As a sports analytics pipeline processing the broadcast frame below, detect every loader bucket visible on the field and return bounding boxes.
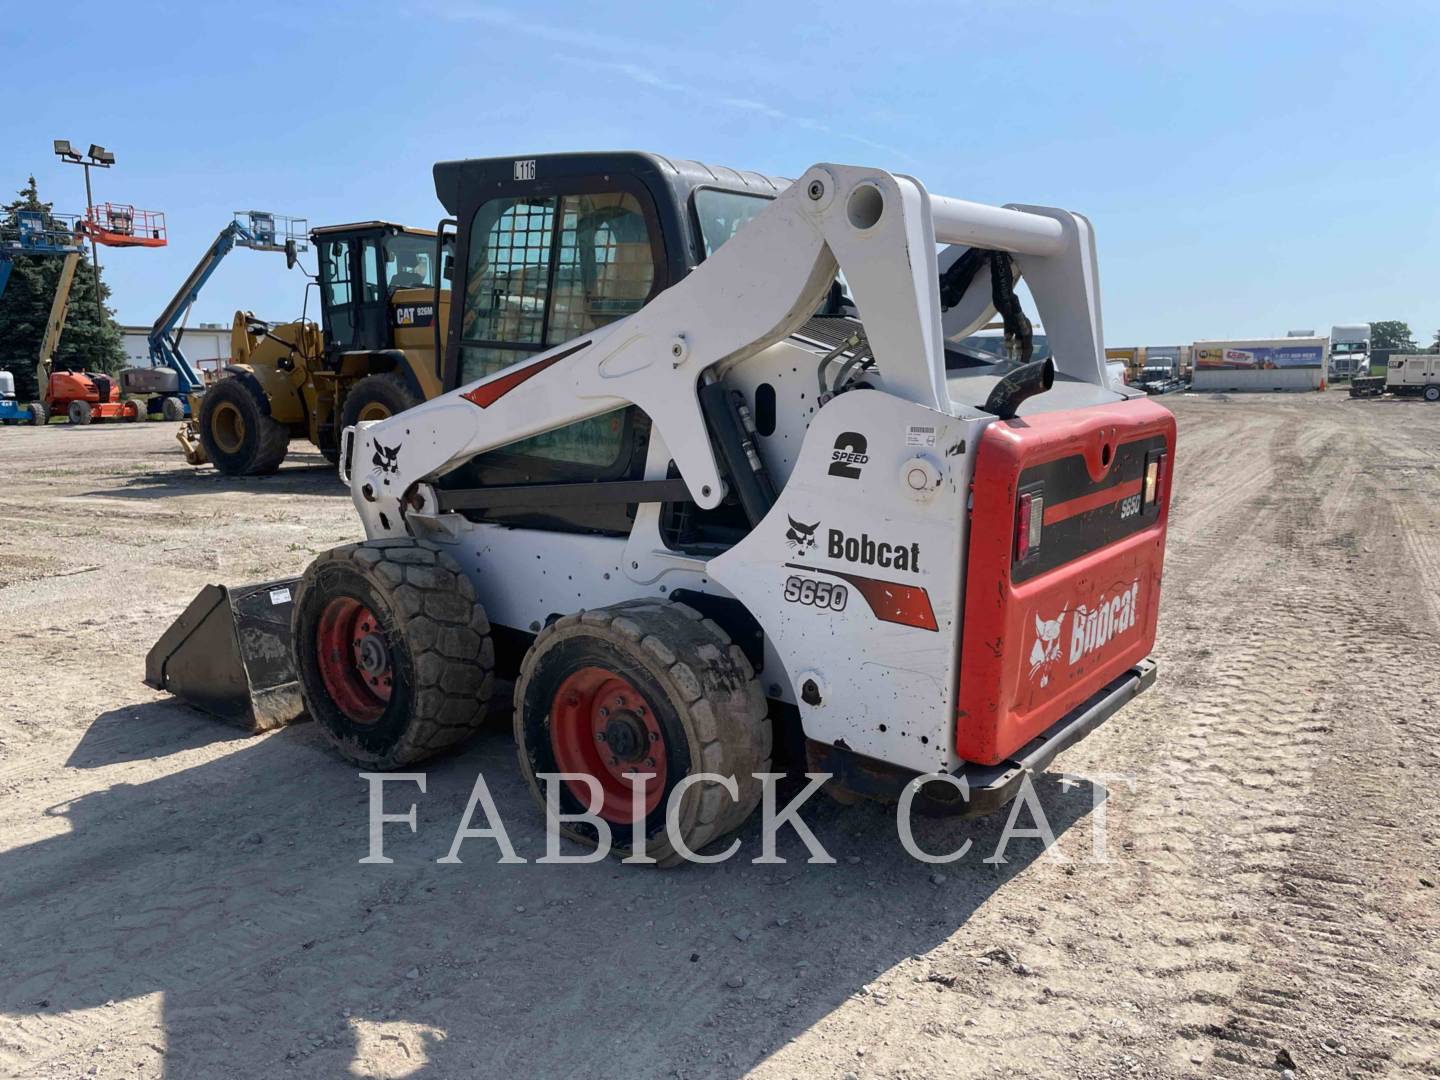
[145,579,305,733]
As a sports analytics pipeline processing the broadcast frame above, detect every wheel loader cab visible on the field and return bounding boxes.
[312,222,451,400]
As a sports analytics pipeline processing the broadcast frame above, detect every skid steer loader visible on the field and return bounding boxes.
[149,152,1175,863]
[178,221,455,474]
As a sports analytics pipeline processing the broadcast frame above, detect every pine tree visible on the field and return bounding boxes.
[0,176,125,400]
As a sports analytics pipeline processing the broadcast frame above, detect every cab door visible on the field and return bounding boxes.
[318,235,357,353]
[352,235,388,351]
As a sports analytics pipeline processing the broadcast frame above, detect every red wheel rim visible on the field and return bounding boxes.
[315,597,393,724]
[549,667,667,823]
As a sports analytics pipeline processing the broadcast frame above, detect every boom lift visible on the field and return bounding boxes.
[0,210,92,426]
[125,211,307,422]
[177,221,454,474]
[151,152,1175,864]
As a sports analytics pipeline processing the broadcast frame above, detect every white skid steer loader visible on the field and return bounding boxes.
[147,152,1175,864]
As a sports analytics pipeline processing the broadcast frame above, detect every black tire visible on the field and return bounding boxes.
[340,372,422,432]
[198,376,290,475]
[128,398,147,422]
[161,395,186,422]
[68,400,92,425]
[1425,385,1440,403]
[514,600,771,866]
[294,539,495,770]
[27,402,47,426]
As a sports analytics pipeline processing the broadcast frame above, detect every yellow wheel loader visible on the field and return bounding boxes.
[178,221,454,474]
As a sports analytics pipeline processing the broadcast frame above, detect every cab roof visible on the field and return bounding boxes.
[311,221,437,238]
[431,151,790,217]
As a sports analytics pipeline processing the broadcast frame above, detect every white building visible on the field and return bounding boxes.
[120,323,231,376]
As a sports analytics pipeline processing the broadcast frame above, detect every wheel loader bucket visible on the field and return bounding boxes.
[145,579,305,733]
[176,418,208,465]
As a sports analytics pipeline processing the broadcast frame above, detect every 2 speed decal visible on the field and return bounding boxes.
[828,431,869,479]
[783,575,848,611]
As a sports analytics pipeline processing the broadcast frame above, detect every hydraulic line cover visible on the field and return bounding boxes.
[145,579,305,733]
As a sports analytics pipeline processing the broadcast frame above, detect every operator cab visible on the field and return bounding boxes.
[429,152,787,534]
[313,221,451,361]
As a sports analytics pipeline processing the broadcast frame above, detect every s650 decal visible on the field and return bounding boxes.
[783,575,848,611]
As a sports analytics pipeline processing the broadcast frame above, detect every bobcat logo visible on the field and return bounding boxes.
[372,443,401,474]
[1028,606,1068,688]
[785,516,819,555]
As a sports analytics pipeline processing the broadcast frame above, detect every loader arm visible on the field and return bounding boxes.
[346,164,1111,540]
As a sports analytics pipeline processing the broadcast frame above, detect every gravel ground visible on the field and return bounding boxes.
[1,391,1437,1079]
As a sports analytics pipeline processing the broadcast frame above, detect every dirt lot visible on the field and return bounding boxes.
[1,391,1438,1080]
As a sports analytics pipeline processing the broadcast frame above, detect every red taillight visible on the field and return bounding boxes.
[1144,451,1169,508]
[1016,489,1044,560]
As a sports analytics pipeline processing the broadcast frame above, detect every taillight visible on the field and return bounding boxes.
[1144,450,1168,509]
[1016,488,1044,560]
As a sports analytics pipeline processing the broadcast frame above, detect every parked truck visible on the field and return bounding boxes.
[1329,324,1371,381]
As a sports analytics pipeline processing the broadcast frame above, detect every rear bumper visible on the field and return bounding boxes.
[949,658,1155,816]
[806,659,1156,817]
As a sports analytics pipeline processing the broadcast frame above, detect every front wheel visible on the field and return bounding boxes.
[128,398,147,422]
[68,400,92,425]
[161,396,186,422]
[294,539,495,770]
[1424,385,1440,403]
[27,402,47,426]
[513,600,771,865]
[198,376,290,475]
[340,372,422,432]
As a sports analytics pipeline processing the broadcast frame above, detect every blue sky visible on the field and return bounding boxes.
[5,0,1437,346]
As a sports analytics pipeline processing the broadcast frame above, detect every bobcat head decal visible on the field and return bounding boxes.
[785,516,820,555]
[372,443,401,475]
[1028,606,1068,688]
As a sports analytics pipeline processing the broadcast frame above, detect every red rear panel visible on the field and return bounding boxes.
[956,399,1175,765]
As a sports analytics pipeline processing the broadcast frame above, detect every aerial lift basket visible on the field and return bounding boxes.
[145,579,305,733]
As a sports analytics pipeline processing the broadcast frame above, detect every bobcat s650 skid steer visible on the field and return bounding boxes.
[148,152,1175,863]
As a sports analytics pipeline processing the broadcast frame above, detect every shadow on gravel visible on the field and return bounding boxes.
[82,463,347,500]
[2,702,1103,1078]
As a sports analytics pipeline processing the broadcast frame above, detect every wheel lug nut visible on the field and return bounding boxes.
[644,757,655,768]
[599,706,609,718]
[609,757,619,766]
[648,732,659,742]
[596,731,606,742]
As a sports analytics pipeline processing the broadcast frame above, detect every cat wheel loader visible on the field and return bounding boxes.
[150,152,1175,864]
[178,221,455,474]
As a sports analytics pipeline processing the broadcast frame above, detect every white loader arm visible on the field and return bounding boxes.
[345,164,1106,539]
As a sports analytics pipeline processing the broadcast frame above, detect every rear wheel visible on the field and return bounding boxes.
[128,398,147,422]
[68,400,92,425]
[27,402,47,426]
[198,376,290,475]
[513,600,771,865]
[1425,385,1440,403]
[294,539,495,769]
[161,396,186,422]
[340,372,422,432]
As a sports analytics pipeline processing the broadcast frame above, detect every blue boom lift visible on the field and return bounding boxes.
[1,210,86,426]
[128,210,306,420]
